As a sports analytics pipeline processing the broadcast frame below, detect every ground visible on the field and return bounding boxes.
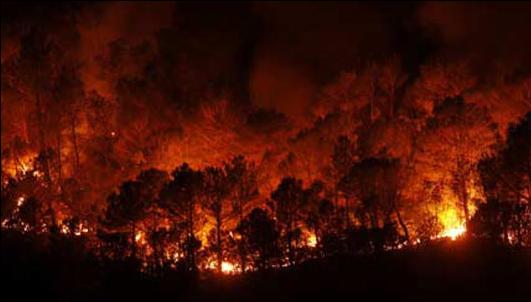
[2,232,530,302]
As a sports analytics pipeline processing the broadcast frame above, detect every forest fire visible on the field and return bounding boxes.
[1,2,531,301]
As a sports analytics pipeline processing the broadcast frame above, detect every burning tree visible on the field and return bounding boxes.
[415,98,499,225]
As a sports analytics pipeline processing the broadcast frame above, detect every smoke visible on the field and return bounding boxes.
[249,2,400,122]
[418,2,531,80]
[250,52,316,123]
[76,2,175,96]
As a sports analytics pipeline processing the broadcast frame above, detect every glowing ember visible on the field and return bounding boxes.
[135,230,146,244]
[16,196,25,207]
[61,224,69,234]
[74,223,89,236]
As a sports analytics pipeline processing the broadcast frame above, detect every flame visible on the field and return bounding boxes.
[61,224,69,234]
[207,260,237,274]
[135,230,146,245]
[440,225,466,241]
[221,261,236,274]
[74,223,89,236]
[20,162,31,174]
[16,196,25,207]
[306,233,317,248]
[3,154,35,177]
[437,207,466,240]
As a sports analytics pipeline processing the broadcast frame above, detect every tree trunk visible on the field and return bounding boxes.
[237,199,247,272]
[394,207,410,244]
[56,131,64,194]
[36,91,52,186]
[459,175,470,225]
[334,187,339,216]
[70,113,79,175]
[287,217,294,266]
[187,202,196,271]
[456,157,470,225]
[36,90,57,229]
[527,153,531,202]
[370,207,379,229]
[345,195,351,229]
[370,95,375,122]
[131,222,137,259]
[216,211,222,273]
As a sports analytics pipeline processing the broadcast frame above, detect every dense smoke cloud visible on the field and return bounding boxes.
[4,2,530,115]
[418,2,531,80]
[77,2,175,96]
[250,2,409,121]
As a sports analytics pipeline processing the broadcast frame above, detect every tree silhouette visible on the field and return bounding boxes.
[52,66,85,176]
[103,181,147,258]
[224,155,259,271]
[476,113,531,245]
[202,166,231,273]
[236,208,279,271]
[331,135,358,220]
[339,158,408,251]
[159,163,203,271]
[0,177,18,222]
[103,168,168,259]
[270,177,305,265]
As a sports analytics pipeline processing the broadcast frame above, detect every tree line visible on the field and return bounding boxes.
[3,112,528,275]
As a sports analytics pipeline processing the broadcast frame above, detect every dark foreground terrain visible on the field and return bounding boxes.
[2,231,530,302]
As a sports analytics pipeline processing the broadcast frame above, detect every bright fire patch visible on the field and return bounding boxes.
[307,233,317,248]
[208,260,237,274]
[440,225,466,240]
[437,207,466,240]
[221,261,236,274]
